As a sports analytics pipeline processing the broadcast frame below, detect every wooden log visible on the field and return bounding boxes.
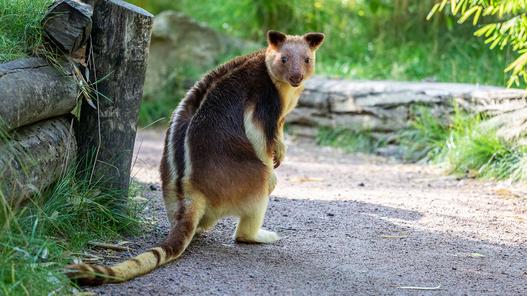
[0,117,77,206]
[75,0,153,209]
[0,57,78,131]
[42,0,93,54]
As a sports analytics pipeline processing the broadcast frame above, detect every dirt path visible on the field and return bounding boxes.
[88,130,527,295]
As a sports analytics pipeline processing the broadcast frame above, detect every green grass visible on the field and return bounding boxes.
[0,125,146,295]
[0,169,146,295]
[397,106,527,182]
[398,106,451,162]
[139,96,176,127]
[442,115,527,181]
[316,127,386,154]
[0,0,52,62]
[316,106,527,183]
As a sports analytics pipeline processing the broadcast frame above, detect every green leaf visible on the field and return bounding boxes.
[473,6,482,25]
[490,37,501,49]
[439,0,448,12]
[450,0,457,15]
[427,3,440,21]
[458,6,480,24]
[474,24,495,37]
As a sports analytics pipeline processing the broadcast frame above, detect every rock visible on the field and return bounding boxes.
[375,145,405,159]
[143,11,258,100]
[287,125,318,138]
[289,77,527,141]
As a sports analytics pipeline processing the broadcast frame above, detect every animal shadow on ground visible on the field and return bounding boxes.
[88,182,527,296]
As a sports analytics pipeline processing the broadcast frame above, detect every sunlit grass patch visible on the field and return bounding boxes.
[129,0,510,87]
[442,119,527,181]
[398,106,527,182]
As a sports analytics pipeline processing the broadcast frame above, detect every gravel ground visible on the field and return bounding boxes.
[87,130,527,296]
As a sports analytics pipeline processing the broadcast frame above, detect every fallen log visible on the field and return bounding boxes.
[0,57,78,131]
[0,117,77,205]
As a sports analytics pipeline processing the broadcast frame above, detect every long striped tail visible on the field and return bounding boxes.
[65,203,202,285]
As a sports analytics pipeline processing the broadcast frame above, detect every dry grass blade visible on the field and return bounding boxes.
[380,234,409,239]
[88,241,130,251]
[288,176,325,183]
[397,285,441,290]
[469,252,486,258]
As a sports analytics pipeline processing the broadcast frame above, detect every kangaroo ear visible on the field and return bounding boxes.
[303,32,325,50]
[267,30,287,49]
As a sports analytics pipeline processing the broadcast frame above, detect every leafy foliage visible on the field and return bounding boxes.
[429,0,527,87]
[129,0,508,86]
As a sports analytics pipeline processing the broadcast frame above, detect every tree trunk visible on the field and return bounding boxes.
[0,58,78,131]
[0,117,77,206]
[75,0,153,210]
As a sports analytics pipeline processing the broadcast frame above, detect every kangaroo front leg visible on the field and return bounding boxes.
[235,198,280,244]
[268,172,277,194]
[273,118,286,168]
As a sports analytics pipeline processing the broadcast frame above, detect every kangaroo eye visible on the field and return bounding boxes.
[305,57,310,64]
[281,56,288,64]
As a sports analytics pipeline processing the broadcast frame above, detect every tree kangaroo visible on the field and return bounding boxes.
[66,30,325,285]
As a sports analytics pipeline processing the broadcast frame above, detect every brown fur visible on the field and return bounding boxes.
[65,31,324,285]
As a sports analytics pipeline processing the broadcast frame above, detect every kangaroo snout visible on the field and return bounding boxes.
[288,74,304,86]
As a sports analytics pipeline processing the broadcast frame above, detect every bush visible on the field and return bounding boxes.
[430,0,527,87]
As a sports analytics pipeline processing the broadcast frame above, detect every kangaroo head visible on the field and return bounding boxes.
[265,30,325,88]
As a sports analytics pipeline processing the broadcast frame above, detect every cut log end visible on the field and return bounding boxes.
[42,0,94,54]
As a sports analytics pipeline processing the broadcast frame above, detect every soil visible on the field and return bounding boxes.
[87,130,527,296]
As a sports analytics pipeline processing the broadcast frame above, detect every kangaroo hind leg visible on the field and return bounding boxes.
[235,197,280,244]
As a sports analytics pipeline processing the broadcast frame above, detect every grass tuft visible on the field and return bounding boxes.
[398,106,450,162]
[0,125,146,295]
[0,0,52,62]
[442,119,527,181]
[398,106,527,182]
[316,127,386,154]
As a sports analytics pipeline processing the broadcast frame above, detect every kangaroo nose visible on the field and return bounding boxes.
[289,74,303,85]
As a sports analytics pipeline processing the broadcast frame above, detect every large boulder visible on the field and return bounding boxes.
[143,11,258,99]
